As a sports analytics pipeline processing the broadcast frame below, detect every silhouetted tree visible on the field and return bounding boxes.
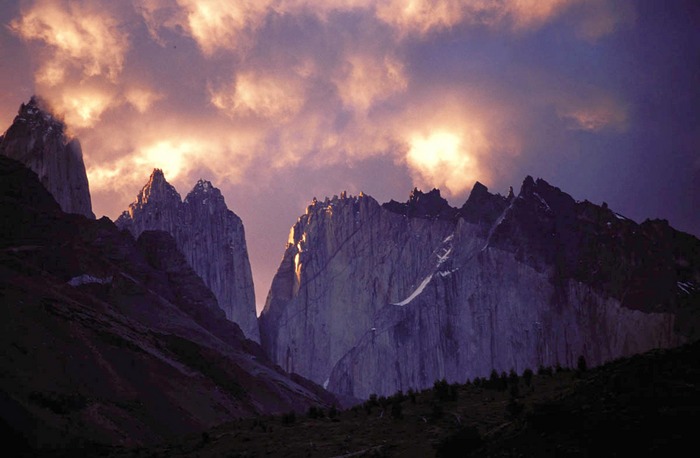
[434,378,450,401]
[489,369,499,387]
[508,369,519,386]
[538,365,553,376]
[499,372,508,391]
[577,355,588,373]
[407,388,417,404]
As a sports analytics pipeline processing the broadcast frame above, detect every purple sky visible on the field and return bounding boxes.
[1,1,699,313]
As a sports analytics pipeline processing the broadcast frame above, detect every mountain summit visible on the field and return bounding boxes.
[261,178,700,399]
[0,96,94,218]
[117,170,259,342]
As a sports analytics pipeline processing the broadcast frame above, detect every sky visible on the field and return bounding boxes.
[1,0,699,313]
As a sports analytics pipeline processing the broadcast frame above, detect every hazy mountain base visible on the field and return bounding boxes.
[102,340,700,457]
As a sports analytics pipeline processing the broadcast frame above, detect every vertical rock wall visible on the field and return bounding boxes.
[116,171,259,342]
[0,96,94,218]
[261,181,698,399]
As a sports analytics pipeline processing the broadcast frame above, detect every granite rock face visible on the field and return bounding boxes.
[261,181,700,399]
[0,96,94,218]
[116,170,259,342]
[260,192,454,388]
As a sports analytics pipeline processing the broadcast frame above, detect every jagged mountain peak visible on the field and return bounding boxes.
[0,95,94,218]
[458,181,509,226]
[300,191,377,218]
[136,168,182,206]
[513,175,577,217]
[116,171,259,342]
[193,178,214,192]
[0,156,335,447]
[185,178,226,206]
[12,96,71,145]
[149,167,166,182]
[383,187,457,220]
[466,181,490,200]
[262,174,700,399]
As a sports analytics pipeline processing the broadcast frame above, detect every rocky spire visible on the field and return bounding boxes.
[457,181,509,226]
[382,187,458,220]
[116,170,260,342]
[0,96,94,218]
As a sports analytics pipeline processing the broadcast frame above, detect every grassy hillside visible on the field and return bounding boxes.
[100,340,700,457]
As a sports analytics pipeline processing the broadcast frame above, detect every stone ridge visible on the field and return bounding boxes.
[458,181,510,227]
[261,175,700,399]
[116,170,259,343]
[0,96,94,218]
[383,187,457,220]
[488,176,700,315]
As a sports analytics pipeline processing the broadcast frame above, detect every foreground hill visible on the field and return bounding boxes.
[0,155,334,452]
[105,339,700,457]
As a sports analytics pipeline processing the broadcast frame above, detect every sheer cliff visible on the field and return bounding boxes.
[260,181,700,399]
[116,170,259,342]
[0,96,94,218]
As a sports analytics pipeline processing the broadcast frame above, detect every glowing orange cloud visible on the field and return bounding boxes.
[210,72,306,121]
[175,0,271,54]
[10,0,129,83]
[125,87,164,114]
[5,0,630,219]
[375,0,466,35]
[404,127,490,196]
[333,54,407,112]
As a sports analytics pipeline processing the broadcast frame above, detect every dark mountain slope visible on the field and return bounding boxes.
[0,155,334,452]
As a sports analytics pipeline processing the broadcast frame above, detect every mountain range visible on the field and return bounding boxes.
[260,180,699,399]
[1,96,698,454]
[0,99,333,451]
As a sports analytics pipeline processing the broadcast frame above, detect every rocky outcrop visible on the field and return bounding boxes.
[383,187,458,220]
[260,191,455,388]
[0,96,94,218]
[0,155,334,449]
[261,180,700,399]
[116,170,259,342]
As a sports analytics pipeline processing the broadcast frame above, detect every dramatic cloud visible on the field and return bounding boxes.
[332,53,407,112]
[210,71,306,121]
[10,0,129,83]
[2,0,697,310]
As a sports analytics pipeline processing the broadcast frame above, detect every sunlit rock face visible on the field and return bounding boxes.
[261,180,700,399]
[260,191,454,388]
[0,96,94,218]
[116,170,259,343]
